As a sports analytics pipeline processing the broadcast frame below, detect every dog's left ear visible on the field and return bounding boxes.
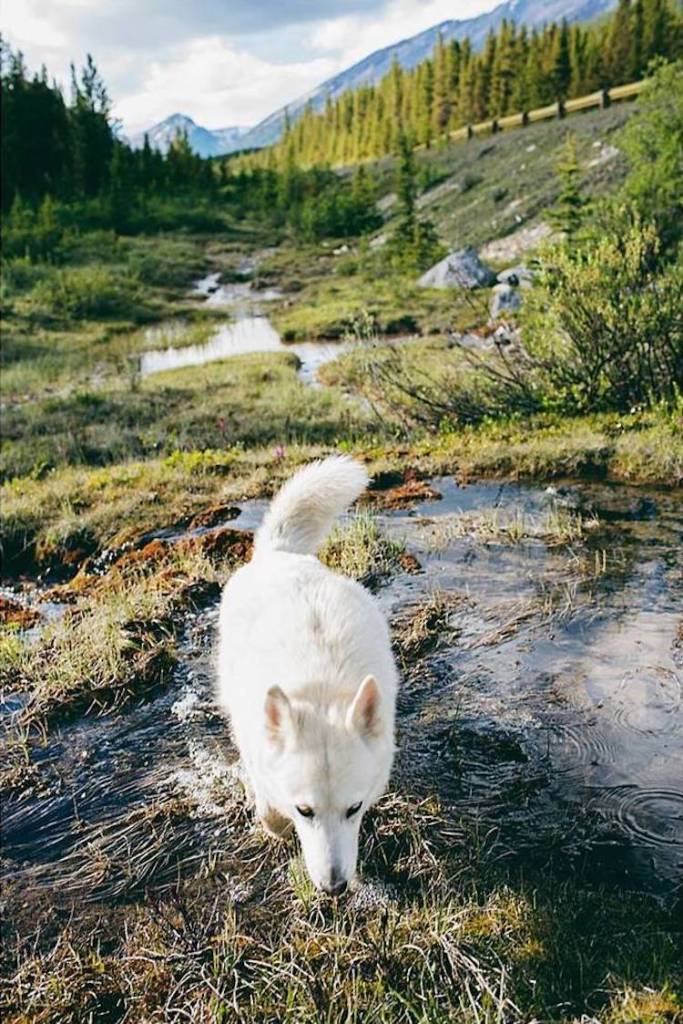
[264,685,292,746]
[346,675,381,738]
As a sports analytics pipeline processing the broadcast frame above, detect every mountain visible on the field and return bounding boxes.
[129,114,251,157]
[238,0,617,151]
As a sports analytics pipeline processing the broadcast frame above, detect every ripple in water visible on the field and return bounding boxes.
[611,666,682,735]
[546,719,617,769]
[605,786,683,849]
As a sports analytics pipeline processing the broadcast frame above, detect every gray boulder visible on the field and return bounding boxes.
[419,247,496,290]
[490,283,522,319]
[497,265,534,288]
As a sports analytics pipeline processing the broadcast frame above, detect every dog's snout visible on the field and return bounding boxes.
[323,878,348,897]
[322,869,348,896]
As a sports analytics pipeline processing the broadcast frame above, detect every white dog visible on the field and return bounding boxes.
[217,456,398,894]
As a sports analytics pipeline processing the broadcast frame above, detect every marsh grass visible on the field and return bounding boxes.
[273,273,475,341]
[321,512,406,583]
[0,546,225,736]
[2,407,678,578]
[421,504,600,551]
[392,591,466,668]
[1,788,680,1023]
[1,350,369,482]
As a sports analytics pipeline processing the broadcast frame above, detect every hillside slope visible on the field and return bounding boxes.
[372,102,634,255]
[239,0,616,150]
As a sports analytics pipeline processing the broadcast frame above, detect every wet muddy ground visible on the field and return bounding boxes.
[2,476,681,922]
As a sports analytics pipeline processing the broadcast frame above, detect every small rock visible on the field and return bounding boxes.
[497,265,534,288]
[490,282,522,319]
[418,247,496,290]
[490,321,522,347]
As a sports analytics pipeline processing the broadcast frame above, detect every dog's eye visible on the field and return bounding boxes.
[346,801,362,818]
[296,804,314,818]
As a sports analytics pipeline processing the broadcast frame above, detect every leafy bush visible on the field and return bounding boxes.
[0,257,51,298]
[123,238,205,287]
[298,186,382,241]
[522,219,683,413]
[2,195,63,260]
[619,60,683,249]
[31,265,148,320]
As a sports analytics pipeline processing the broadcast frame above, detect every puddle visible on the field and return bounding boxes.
[192,271,282,307]
[2,479,682,907]
[140,271,349,384]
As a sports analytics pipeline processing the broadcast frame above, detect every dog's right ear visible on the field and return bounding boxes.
[264,686,291,746]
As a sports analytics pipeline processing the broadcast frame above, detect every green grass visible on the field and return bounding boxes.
[1,792,680,1023]
[1,350,368,481]
[2,405,679,577]
[272,270,480,341]
[321,511,406,582]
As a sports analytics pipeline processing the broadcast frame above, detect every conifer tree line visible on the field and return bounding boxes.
[0,40,382,245]
[245,0,683,169]
[0,41,215,217]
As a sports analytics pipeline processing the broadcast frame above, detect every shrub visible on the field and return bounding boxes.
[124,239,205,287]
[0,257,51,298]
[2,195,63,261]
[31,265,148,320]
[619,60,683,249]
[522,219,683,413]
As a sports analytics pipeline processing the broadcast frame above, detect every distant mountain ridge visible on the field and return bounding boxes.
[237,0,617,151]
[129,114,251,157]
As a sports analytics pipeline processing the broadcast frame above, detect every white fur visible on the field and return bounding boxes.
[217,456,398,893]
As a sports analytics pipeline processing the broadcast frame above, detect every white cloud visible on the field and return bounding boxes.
[2,0,499,132]
[115,38,339,132]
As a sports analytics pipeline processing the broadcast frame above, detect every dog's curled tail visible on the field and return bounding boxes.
[255,455,369,556]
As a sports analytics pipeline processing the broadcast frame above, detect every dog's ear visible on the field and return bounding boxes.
[346,675,381,738]
[264,685,291,745]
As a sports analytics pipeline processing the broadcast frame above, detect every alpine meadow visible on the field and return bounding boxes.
[1,0,683,1021]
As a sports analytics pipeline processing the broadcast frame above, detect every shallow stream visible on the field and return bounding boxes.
[2,477,682,908]
[139,271,349,385]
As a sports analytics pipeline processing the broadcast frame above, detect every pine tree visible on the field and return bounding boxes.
[549,135,587,241]
[552,20,573,100]
[605,0,634,85]
[643,0,671,62]
[431,33,452,140]
[630,0,645,78]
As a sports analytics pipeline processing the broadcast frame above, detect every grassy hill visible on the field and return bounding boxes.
[371,101,634,252]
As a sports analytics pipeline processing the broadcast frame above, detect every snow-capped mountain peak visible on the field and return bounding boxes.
[129,114,251,157]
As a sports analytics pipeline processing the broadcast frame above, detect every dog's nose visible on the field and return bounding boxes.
[323,878,347,897]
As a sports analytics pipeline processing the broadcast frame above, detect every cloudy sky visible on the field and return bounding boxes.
[2,0,499,133]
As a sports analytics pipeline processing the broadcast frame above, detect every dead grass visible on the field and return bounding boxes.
[1,789,680,1024]
[392,592,466,668]
[421,503,600,550]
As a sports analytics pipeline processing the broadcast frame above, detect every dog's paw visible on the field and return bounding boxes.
[260,806,293,839]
